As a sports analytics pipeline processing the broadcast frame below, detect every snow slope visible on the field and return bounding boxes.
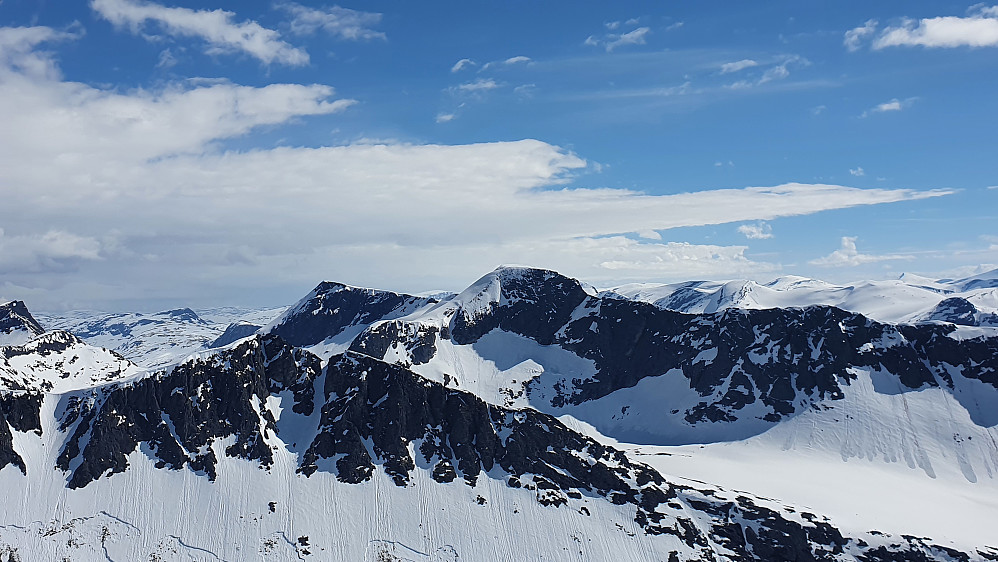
[607,269,998,327]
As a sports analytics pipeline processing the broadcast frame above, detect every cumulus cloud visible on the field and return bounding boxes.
[844,19,878,51]
[720,59,758,74]
[874,5,998,49]
[809,237,913,267]
[91,0,309,66]
[0,28,954,309]
[278,2,385,41]
[737,222,773,240]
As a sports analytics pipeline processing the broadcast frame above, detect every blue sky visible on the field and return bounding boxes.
[1,0,997,311]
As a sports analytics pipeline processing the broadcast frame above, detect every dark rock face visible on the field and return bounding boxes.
[267,282,436,348]
[56,336,320,488]
[921,297,998,327]
[0,392,42,473]
[0,301,44,339]
[208,322,262,348]
[349,320,439,366]
[450,268,590,346]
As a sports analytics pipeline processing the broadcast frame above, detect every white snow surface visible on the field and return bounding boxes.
[0,391,706,562]
[0,331,146,394]
[36,307,284,369]
[607,269,998,326]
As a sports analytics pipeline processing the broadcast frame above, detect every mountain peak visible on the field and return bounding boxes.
[0,300,45,347]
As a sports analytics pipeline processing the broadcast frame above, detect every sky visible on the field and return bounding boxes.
[1,0,997,312]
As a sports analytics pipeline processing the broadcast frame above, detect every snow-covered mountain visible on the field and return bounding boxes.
[606,268,998,327]
[0,301,44,347]
[2,267,998,560]
[36,306,286,369]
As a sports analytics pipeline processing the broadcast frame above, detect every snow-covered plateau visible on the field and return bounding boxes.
[2,266,998,561]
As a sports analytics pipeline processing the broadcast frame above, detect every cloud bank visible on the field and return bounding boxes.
[0,26,952,309]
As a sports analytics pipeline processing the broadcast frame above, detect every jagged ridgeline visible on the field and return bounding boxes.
[1,268,997,560]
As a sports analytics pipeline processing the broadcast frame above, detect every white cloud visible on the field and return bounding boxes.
[0,30,955,309]
[988,185,998,190]
[723,55,808,88]
[586,26,651,52]
[277,2,388,41]
[720,59,758,74]
[91,0,309,66]
[861,97,915,117]
[0,228,103,274]
[435,112,455,123]
[607,27,651,51]
[737,222,773,240]
[0,25,78,79]
[455,78,499,92]
[849,167,865,176]
[758,55,807,84]
[156,47,177,68]
[513,83,536,97]
[278,2,385,41]
[665,22,684,31]
[844,19,878,51]
[451,58,475,72]
[480,55,532,71]
[874,6,998,49]
[809,237,913,267]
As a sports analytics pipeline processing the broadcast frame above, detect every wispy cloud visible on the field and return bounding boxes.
[737,222,773,240]
[585,25,652,52]
[435,112,455,123]
[480,55,532,71]
[454,78,499,92]
[724,55,809,89]
[844,19,878,51]
[810,237,913,267]
[849,167,865,176]
[91,0,309,66]
[451,58,475,72]
[277,2,385,41]
[719,59,758,74]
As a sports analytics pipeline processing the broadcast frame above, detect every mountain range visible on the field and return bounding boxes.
[2,266,997,561]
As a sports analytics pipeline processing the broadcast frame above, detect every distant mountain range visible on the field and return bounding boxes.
[2,267,997,560]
